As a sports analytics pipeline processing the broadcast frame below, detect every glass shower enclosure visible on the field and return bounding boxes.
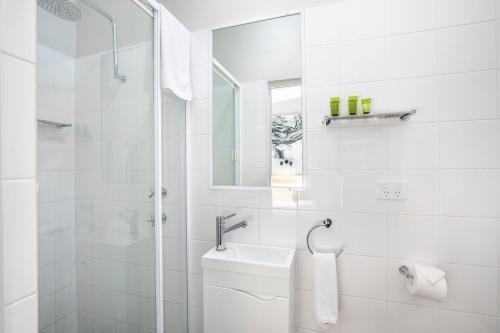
[36,0,187,332]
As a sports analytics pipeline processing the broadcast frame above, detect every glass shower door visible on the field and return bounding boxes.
[38,1,188,332]
[36,1,171,332]
[73,2,159,332]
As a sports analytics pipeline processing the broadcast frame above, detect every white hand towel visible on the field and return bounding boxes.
[160,5,193,101]
[313,252,338,324]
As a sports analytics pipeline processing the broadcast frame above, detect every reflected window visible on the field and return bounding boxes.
[269,81,302,187]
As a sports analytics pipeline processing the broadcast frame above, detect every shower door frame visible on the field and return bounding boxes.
[130,1,166,332]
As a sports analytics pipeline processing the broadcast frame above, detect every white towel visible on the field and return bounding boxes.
[313,252,338,324]
[160,5,193,101]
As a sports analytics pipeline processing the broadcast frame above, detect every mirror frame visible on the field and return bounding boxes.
[208,11,307,190]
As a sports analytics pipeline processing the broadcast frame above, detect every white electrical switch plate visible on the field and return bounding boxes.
[376,181,408,200]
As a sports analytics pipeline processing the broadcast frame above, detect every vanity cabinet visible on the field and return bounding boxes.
[202,243,296,333]
[204,285,290,333]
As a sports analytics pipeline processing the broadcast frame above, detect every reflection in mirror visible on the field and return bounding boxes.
[211,14,303,188]
[270,80,303,187]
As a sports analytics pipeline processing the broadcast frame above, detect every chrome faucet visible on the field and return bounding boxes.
[216,213,247,251]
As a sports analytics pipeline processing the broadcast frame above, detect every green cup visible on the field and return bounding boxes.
[330,97,340,116]
[361,97,372,114]
[348,96,358,115]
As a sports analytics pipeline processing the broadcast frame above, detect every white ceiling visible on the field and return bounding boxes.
[213,14,301,83]
[160,0,342,31]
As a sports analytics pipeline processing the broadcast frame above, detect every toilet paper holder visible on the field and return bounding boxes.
[306,218,344,257]
[399,265,414,280]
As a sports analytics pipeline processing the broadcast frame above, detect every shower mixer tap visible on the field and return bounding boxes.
[148,213,167,225]
[148,187,167,199]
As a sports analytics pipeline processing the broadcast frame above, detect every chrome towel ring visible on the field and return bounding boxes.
[306,218,344,257]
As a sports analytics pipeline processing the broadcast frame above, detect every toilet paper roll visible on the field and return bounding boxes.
[406,265,447,301]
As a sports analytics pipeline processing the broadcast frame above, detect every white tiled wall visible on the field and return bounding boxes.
[187,0,500,332]
[0,0,38,332]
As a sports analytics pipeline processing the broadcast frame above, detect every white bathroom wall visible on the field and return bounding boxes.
[0,0,38,332]
[187,0,500,332]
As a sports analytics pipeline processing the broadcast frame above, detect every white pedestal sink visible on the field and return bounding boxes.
[202,242,296,333]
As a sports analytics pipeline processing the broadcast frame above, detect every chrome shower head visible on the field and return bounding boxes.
[37,0,82,21]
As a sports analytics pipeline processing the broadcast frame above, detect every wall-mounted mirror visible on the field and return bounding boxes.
[211,14,303,188]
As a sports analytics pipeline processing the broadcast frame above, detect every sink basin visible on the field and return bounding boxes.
[202,242,295,279]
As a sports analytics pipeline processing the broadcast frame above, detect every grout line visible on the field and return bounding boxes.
[435,6,443,326]
[3,291,38,308]
[1,177,37,182]
[306,18,497,49]
[306,68,500,90]
[0,50,35,65]
[296,249,500,269]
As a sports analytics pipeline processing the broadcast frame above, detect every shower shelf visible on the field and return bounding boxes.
[37,119,72,128]
[323,110,417,126]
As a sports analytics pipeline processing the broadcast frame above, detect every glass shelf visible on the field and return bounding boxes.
[323,110,416,126]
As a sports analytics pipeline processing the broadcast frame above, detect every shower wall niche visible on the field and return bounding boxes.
[37,1,188,333]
